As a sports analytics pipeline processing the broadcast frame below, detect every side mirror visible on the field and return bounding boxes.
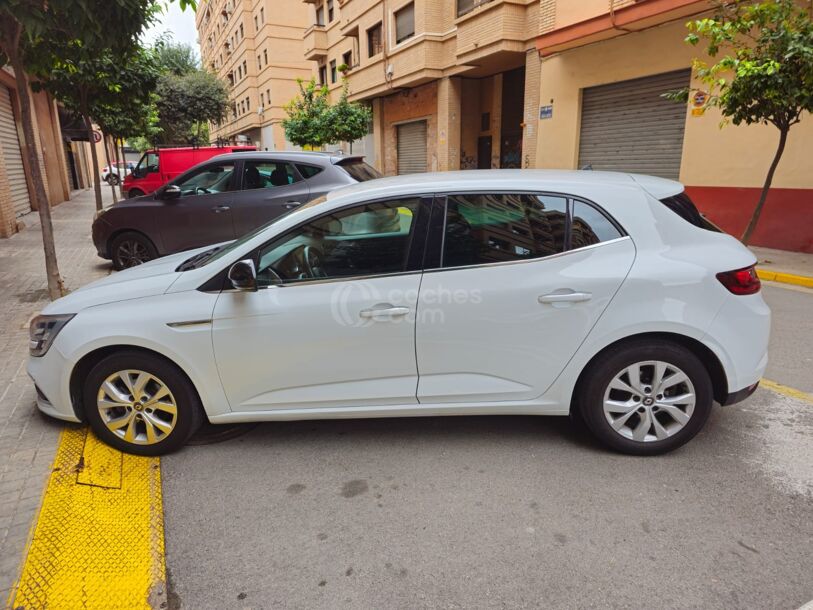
[161,185,181,200]
[228,259,257,292]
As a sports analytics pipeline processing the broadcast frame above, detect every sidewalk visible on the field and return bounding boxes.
[751,246,813,287]
[0,188,115,600]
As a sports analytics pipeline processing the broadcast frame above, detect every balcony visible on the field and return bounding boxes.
[304,25,328,61]
[455,0,533,65]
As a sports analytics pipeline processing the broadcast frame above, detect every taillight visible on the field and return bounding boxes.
[716,265,761,295]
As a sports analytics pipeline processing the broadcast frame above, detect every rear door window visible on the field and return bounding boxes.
[571,201,623,249]
[242,161,301,190]
[296,164,323,179]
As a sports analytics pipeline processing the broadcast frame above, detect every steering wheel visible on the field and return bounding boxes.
[195,187,211,195]
[302,246,327,278]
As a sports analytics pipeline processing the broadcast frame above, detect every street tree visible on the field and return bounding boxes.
[155,69,229,144]
[325,81,372,153]
[674,0,813,244]
[282,78,332,149]
[0,0,191,299]
[155,39,199,76]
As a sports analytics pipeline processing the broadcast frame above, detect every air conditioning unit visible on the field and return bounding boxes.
[257,106,264,115]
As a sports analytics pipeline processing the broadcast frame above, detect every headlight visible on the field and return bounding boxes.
[29,314,74,357]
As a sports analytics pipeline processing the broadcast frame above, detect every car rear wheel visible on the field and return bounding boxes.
[83,351,203,456]
[110,231,158,270]
[107,174,121,186]
[577,340,713,455]
[127,188,145,199]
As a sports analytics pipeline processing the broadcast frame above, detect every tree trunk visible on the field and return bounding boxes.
[5,36,65,299]
[112,137,123,200]
[101,133,117,202]
[83,112,103,211]
[741,127,788,244]
[119,138,129,197]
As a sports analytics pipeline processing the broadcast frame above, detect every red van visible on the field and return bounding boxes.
[124,145,256,198]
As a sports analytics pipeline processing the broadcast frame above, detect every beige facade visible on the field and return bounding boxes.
[196,0,314,149]
[302,0,542,174]
[0,68,92,238]
[533,0,813,252]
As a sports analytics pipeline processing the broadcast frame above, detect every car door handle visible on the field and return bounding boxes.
[284,201,301,209]
[359,304,411,320]
[212,205,230,213]
[538,291,592,304]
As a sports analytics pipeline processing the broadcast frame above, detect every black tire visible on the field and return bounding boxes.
[127,188,145,199]
[110,231,158,270]
[83,350,203,456]
[576,340,713,456]
[108,174,121,186]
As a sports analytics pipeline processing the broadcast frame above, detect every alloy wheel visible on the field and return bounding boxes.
[96,370,178,445]
[116,240,150,267]
[602,360,696,443]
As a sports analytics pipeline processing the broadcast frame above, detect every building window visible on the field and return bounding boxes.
[239,22,243,38]
[260,7,264,23]
[260,92,264,106]
[315,4,325,26]
[263,49,268,65]
[257,54,261,67]
[266,88,270,102]
[457,0,493,17]
[342,50,353,68]
[242,60,247,75]
[327,0,334,22]
[254,15,258,31]
[367,22,383,57]
[394,3,415,44]
[330,60,337,83]
[246,97,250,111]
[318,64,328,86]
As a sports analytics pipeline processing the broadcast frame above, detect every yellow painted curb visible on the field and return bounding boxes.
[756,269,813,289]
[7,428,166,609]
[761,378,813,405]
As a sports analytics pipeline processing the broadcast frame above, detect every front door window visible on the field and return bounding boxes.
[175,163,236,197]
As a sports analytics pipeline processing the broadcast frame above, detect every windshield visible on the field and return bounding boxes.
[336,159,383,182]
[176,195,329,271]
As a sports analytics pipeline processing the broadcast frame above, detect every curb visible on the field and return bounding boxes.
[756,269,813,289]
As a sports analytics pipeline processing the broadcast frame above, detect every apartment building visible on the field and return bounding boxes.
[196,0,313,150]
[533,0,813,252]
[302,0,542,175]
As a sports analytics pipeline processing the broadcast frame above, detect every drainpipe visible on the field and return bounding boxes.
[608,0,633,33]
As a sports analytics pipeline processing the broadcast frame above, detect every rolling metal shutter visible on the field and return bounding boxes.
[578,69,691,180]
[397,121,427,175]
[0,85,32,216]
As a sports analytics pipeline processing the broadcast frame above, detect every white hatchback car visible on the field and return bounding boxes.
[28,170,769,456]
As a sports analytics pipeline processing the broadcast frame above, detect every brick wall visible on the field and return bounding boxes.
[380,81,438,175]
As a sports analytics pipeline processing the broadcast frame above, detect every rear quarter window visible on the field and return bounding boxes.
[660,193,721,232]
[336,159,383,182]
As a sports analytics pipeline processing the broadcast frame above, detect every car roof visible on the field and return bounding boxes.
[206,150,365,165]
[325,169,684,203]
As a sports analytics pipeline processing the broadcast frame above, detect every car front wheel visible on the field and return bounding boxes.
[110,231,158,270]
[84,351,203,456]
[577,341,713,455]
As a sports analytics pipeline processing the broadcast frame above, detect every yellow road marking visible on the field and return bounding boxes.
[756,269,813,289]
[761,378,813,404]
[7,428,166,609]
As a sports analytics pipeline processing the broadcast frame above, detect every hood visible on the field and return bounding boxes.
[41,247,212,315]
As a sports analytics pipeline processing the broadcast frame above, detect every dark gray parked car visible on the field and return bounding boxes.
[92,151,382,269]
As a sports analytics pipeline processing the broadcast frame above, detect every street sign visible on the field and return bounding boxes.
[539,105,553,120]
[92,130,102,143]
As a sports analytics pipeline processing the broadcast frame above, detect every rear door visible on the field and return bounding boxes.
[415,193,635,403]
[230,159,311,237]
[159,160,239,253]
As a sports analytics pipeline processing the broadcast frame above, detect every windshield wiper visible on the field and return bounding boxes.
[176,246,223,272]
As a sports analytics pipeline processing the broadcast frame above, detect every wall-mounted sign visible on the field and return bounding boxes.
[691,90,707,117]
[92,130,102,143]
[539,105,553,120]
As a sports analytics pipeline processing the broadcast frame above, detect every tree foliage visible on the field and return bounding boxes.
[283,78,371,149]
[282,78,332,148]
[154,39,199,76]
[669,0,813,243]
[155,68,229,144]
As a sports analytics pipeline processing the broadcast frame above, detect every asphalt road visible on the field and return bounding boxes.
[162,282,813,610]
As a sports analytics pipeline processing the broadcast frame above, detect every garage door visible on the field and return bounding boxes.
[397,121,427,175]
[0,85,32,216]
[578,69,691,180]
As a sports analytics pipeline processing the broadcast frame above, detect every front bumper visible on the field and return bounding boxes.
[27,349,82,423]
[91,217,112,259]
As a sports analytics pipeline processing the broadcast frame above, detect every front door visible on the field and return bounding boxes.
[416,193,635,403]
[230,159,311,237]
[212,196,429,412]
[159,161,238,253]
